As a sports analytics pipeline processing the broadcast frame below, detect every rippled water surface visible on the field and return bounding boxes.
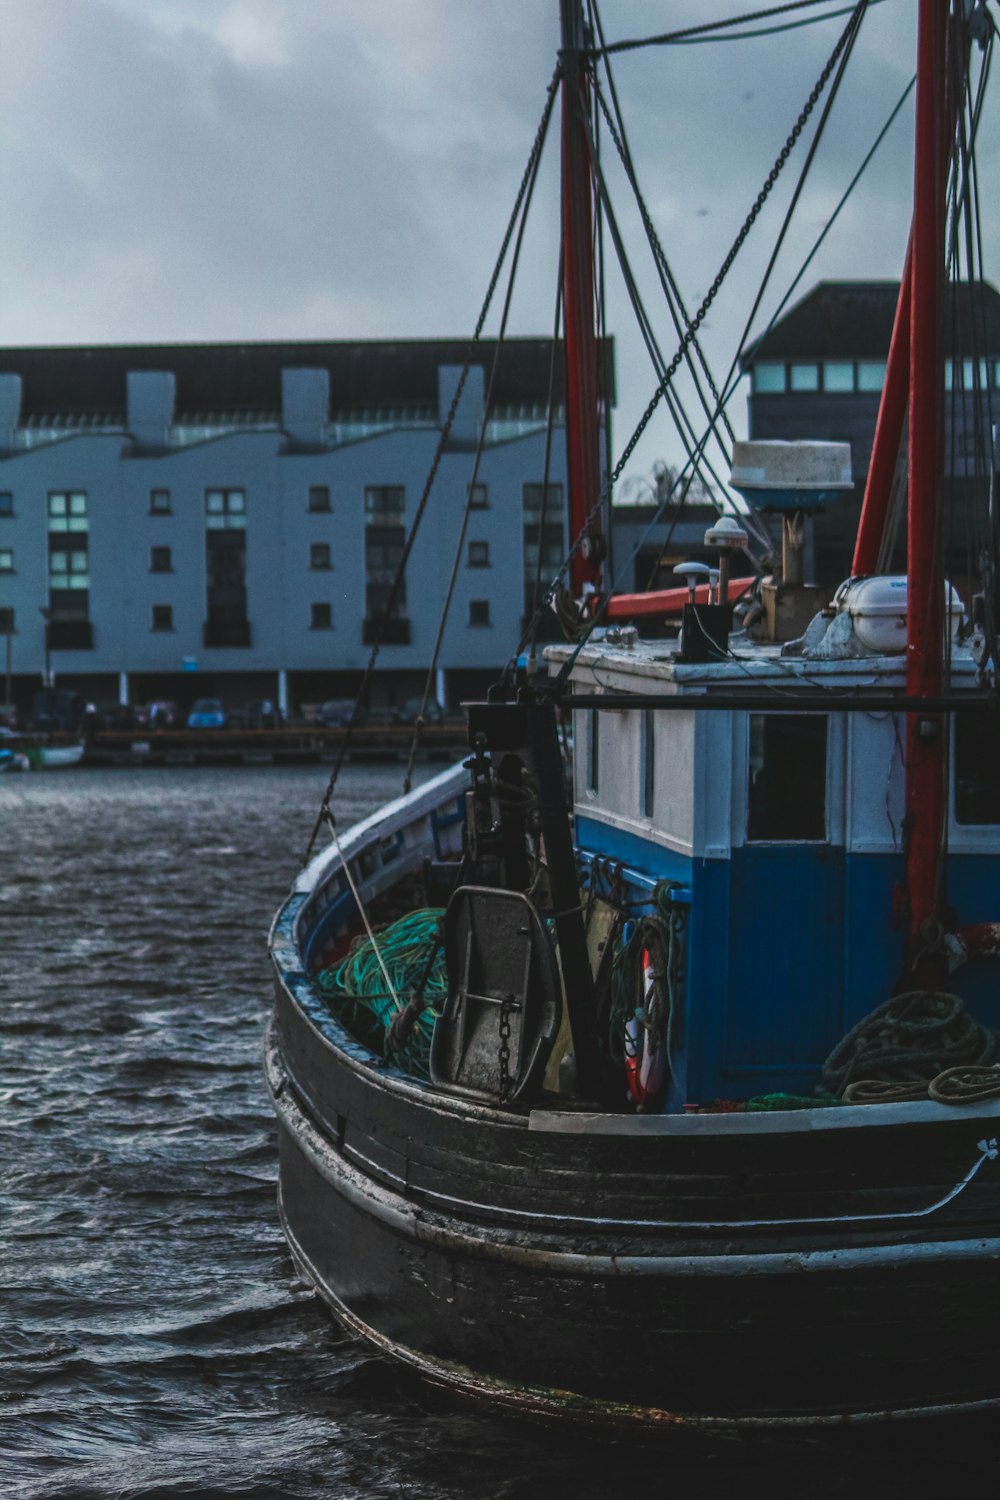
[1,766,995,1499]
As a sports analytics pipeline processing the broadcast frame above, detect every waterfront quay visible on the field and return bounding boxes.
[82,720,467,768]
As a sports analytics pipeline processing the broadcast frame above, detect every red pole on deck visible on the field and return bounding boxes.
[904,0,948,945]
[560,0,603,595]
[851,238,912,578]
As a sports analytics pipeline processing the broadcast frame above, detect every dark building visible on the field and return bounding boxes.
[741,280,1000,583]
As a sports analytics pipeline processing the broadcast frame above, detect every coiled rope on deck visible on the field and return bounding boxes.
[823,990,1000,1100]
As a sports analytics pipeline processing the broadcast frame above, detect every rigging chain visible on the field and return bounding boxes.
[303,68,560,862]
[545,0,869,684]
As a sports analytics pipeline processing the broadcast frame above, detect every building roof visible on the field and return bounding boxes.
[742,280,1000,364]
[0,337,615,422]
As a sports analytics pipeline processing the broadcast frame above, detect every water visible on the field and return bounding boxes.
[1,766,994,1499]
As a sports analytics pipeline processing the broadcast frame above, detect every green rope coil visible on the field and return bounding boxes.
[316,908,447,1079]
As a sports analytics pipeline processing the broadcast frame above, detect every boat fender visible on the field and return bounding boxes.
[626,947,666,1110]
[954,923,1000,965]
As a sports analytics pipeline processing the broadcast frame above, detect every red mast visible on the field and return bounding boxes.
[560,0,604,595]
[904,0,949,946]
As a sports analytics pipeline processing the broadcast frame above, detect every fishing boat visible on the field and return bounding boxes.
[266,0,1000,1428]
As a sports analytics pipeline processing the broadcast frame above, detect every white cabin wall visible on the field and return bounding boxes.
[846,711,904,853]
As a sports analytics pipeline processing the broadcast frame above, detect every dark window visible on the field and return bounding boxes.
[0,548,13,572]
[469,599,490,627]
[642,710,655,818]
[311,602,332,629]
[308,485,331,512]
[150,488,171,514]
[955,712,1000,823]
[468,484,489,509]
[150,545,172,573]
[0,607,14,632]
[588,709,599,793]
[0,493,12,517]
[364,485,404,519]
[747,714,827,841]
[523,483,564,622]
[365,522,407,622]
[151,604,173,631]
[310,542,332,569]
[467,541,490,568]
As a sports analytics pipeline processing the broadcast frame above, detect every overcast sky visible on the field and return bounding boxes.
[0,0,995,491]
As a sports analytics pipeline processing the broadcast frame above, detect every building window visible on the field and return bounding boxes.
[747,714,827,841]
[0,607,13,633]
[49,550,89,588]
[468,483,489,509]
[856,361,886,393]
[469,599,491,627]
[364,485,405,519]
[311,602,332,629]
[308,485,331,512]
[151,604,173,632]
[789,362,819,393]
[752,363,786,394]
[523,482,565,619]
[205,489,246,529]
[823,362,854,392]
[310,542,332,569]
[0,493,12,517]
[48,491,88,533]
[364,487,407,625]
[467,540,490,568]
[150,545,172,573]
[47,492,90,625]
[0,548,13,572]
[149,488,172,514]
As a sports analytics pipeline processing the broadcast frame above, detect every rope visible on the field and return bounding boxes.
[823,990,1000,1097]
[327,820,400,1012]
[303,68,560,861]
[591,0,873,57]
[547,0,867,680]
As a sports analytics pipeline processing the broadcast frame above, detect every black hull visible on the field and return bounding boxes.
[266,957,1000,1429]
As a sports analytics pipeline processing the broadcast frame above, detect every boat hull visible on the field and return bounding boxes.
[266,977,1000,1428]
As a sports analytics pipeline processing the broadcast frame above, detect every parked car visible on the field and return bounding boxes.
[186,698,227,730]
[136,700,179,729]
[227,699,282,730]
[315,699,365,728]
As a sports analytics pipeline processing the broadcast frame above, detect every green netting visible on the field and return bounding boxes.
[744,1092,841,1112]
[315,908,446,1079]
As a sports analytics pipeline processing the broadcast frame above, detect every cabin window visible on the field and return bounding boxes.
[789,362,819,392]
[752,363,786,393]
[856,361,886,392]
[954,712,1000,823]
[823,362,854,392]
[747,714,827,841]
[641,709,655,818]
[588,709,599,794]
